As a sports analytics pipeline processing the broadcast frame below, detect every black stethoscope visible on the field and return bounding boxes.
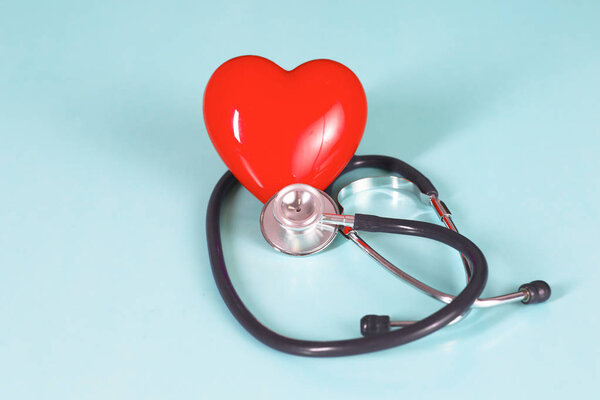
[206,154,551,357]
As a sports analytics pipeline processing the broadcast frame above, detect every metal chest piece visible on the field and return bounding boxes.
[260,183,340,256]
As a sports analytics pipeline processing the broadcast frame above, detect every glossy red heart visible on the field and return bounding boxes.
[203,56,367,203]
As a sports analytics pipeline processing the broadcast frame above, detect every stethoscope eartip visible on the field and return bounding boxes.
[360,315,391,337]
[519,280,552,304]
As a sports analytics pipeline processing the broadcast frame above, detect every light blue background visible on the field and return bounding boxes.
[1,1,599,399]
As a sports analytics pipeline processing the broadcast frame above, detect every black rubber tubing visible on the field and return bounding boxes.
[206,171,488,357]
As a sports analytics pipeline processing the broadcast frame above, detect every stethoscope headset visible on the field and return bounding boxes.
[207,154,551,357]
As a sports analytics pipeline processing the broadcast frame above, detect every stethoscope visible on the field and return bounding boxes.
[207,154,551,357]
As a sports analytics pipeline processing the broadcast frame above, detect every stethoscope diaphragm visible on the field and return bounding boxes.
[260,183,340,256]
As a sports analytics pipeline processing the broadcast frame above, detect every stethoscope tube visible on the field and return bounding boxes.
[206,170,489,357]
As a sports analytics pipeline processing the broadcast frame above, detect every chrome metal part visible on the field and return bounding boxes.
[346,230,454,304]
[260,184,340,256]
[430,196,458,233]
[321,213,355,227]
[430,196,451,221]
[346,230,527,308]
[334,176,529,329]
[430,195,473,280]
[337,176,432,207]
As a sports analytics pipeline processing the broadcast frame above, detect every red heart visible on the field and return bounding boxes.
[203,56,367,203]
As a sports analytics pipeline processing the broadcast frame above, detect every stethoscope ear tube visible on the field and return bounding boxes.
[207,171,489,357]
[330,156,550,309]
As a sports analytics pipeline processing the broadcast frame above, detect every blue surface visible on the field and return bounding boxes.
[1,1,599,398]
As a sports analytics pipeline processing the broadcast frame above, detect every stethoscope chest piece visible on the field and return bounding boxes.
[260,183,340,256]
